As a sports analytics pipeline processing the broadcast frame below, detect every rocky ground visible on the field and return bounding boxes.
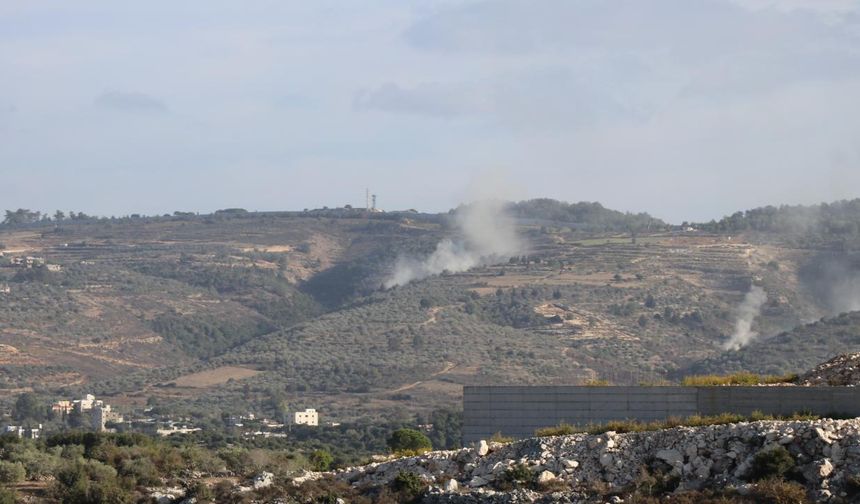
[293,418,860,502]
[798,353,860,387]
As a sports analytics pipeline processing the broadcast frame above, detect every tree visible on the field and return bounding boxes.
[309,449,333,471]
[3,209,41,226]
[0,461,25,484]
[644,294,656,308]
[54,210,66,221]
[387,428,432,454]
[0,488,15,504]
[12,393,45,422]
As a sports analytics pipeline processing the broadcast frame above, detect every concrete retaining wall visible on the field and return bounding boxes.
[462,386,860,443]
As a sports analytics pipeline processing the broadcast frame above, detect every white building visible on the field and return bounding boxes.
[293,408,318,426]
[92,404,123,432]
[74,394,100,412]
[4,424,41,439]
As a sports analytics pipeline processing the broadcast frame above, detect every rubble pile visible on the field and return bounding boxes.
[323,418,860,502]
[797,353,860,387]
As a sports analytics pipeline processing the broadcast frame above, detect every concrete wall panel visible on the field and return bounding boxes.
[463,386,860,443]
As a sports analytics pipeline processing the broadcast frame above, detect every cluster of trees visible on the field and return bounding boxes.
[151,311,276,360]
[501,199,666,231]
[2,209,93,226]
[133,260,323,326]
[695,199,860,237]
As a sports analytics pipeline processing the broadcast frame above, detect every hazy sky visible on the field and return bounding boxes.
[2,1,859,223]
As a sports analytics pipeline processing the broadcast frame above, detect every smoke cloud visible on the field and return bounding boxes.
[723,285,768,351]
[799,253,860,317]
[830,274,860,315]
[384,199,522,288]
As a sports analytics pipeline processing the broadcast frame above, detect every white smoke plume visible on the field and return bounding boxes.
[384,199,522,288]
[723,285,768,351]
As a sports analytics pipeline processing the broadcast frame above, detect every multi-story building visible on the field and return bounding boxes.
[51,400,74,415]
[293,408,318,426]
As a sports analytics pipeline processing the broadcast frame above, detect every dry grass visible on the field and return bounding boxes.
[681,372,797,387]
[170,366,261,388]
[489,431,515,443]
[584,379,613,386]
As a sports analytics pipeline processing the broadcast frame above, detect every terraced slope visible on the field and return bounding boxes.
[0,209,857,424]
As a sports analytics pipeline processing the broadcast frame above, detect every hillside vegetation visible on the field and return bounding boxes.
[1,199,860,427]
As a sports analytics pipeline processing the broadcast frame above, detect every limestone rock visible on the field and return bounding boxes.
[468,476,489,487]
[537,470,556,484]
[253,471,274,490]
[656,449,683,467]
[444,478,459,492]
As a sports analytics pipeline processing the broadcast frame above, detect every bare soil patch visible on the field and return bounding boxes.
[171,366,261,388]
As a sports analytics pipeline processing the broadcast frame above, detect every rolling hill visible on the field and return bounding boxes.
[1,199,859,424]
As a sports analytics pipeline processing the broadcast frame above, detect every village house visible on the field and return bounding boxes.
[51,400,73,415]
[9,256,46,268]
[293,408,319,426]
[52,394,123,432]
[4,424,42,439]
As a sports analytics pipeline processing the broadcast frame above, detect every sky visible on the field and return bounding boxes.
[1,0,859,223]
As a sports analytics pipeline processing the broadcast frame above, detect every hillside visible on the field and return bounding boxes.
[686,311,860,376]
[1,199,859,425]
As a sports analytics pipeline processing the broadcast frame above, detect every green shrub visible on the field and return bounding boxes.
[55,460,132,504]
[188,481,215,503]
[499,463,533,489]
[0,488,16,504]
[309,449,334,471]
[751,477,809,504]
[0,460,26,484]
[634,466,680,496]
[391,471,425,501]
[387,429,432,454]
[118,456,159,486]
[750,446,795,481]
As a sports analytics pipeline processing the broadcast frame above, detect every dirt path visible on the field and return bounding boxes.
[419,305,458,326]
[385,362,457,394]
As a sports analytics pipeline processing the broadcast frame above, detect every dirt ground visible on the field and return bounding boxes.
[170,366,262,388]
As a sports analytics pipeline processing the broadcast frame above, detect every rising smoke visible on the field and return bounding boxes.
[722,285,768,351]
[801,255,860,316]
[384,199,522,288]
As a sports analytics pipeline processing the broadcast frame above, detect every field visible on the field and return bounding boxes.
[169,366,262,388]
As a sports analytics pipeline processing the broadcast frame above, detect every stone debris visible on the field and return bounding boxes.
[253,471,275,490]
[147,488,186,504]
[311,418,860,502]
[797,352,860,386]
